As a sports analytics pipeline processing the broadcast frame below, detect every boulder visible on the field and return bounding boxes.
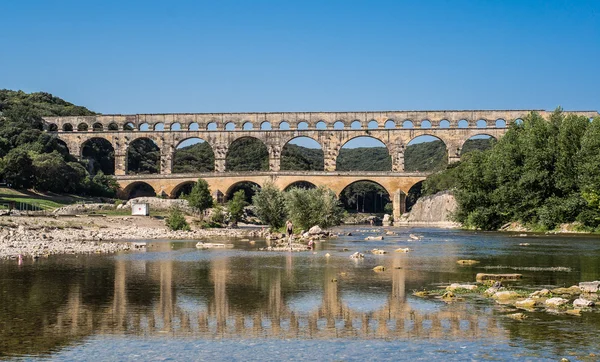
[515,298,537,309]
[373,265,386,272]
[507,313,528,320]
[371,249,387,255]
[349,252,364,259]
[529,289,550,298]
[551,286,581,296]
[545,297,569,308]
[365,236,384,241]
[484,287,501,296]
[308,225,323,235]
[441,291,456,300]
[493,291,520,300]
[382,214,391,222]
[446,283,478,291]
[395,248,410,253]
[573,298,595,308]
[476,273,522,282]
[579,281,600,293]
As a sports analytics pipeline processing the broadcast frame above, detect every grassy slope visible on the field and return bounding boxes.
[0,188,99,210]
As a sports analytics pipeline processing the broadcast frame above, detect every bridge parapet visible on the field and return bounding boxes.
[43,109,599,132]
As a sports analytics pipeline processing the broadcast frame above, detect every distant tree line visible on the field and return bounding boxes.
[172,137,491,173]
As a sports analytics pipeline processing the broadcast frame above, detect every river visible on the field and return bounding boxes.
[1,226,599,361]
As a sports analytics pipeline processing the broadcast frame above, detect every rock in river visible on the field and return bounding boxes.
[579,281,600,293]
[573,298,595,308]
[545,297,569,308]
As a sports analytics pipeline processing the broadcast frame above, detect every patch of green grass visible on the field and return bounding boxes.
[0,187,104,210]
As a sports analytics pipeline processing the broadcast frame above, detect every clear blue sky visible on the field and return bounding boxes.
[1,0,598,115]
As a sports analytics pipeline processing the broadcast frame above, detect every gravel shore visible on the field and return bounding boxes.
[0,215,264,260]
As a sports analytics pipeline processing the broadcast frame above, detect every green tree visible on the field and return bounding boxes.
[225,138,269,171]
[165,207,190,231]
[0,148,34,189]
[32,151,79,192]
[173,142,215,173]
[284,186,344,230]
[186,179,213,217]
[227,190,248,225]
[252,182,286,229]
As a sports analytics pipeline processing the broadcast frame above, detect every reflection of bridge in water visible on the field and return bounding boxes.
[48,246,507,341]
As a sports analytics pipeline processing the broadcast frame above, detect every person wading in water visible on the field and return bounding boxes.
[286,220,293,250]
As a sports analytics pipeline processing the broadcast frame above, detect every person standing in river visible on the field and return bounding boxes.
[286,220,293,249]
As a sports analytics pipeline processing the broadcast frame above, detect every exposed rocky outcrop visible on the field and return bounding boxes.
[397,191,460,227]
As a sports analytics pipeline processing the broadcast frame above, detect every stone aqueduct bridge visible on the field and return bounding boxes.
[44,110,598,219]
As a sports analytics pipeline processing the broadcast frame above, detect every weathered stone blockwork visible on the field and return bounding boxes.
[43,110,599,220]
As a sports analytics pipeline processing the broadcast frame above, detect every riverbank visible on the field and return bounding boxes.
[0,215,265,260]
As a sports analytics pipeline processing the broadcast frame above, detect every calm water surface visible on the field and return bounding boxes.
[1,226,600,361]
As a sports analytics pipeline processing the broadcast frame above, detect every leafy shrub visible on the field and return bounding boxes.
[185,179,213,217]
[165,207,190,231]
[227,190,247,225]
[211,204,226,225]
[252,182,286,229]
[284,186,344,230]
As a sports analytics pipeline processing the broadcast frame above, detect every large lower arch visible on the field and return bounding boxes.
[281,136,324,171]
[339,180,392,214]
[225,181,261,203]
[81,137,115,175]
[173,138,215,173]
[284,181,317,191]
[336,136,391,171]
[225,137,268,171]
[460,134,497,157]
[127,138,160,174]
[122,181,156,199]
[170,181,196,199]
[405,135,448,172]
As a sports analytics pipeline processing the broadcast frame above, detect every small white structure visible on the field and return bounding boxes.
[131,203,149,216]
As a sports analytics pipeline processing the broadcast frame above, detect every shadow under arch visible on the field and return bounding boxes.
[406,180,424,212]
[122,181,157,199]
[284,181,317,191]
[54,138,70,156]
[127,137,160,174]
[173,137,215,173]
[405,135,448,172]
[225,181,261,203]
[225,136,269,171]
[336,136,391,171]
[339,179,392,214]
[170,181,197,199]
[81,137,115,175]
[460,134,497,157]
[281,136,324,171]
